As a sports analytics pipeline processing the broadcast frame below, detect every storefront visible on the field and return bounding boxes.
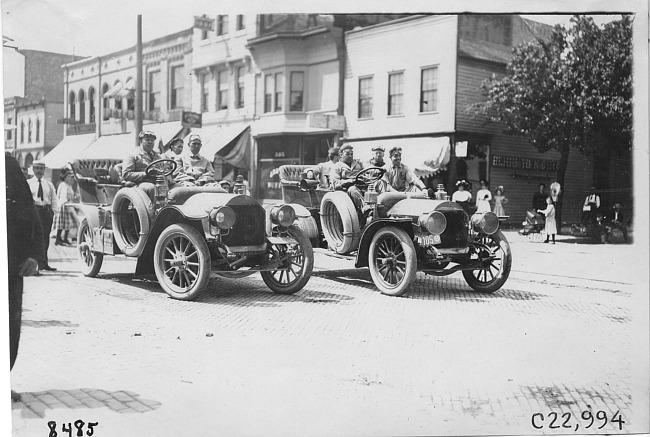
[256,133,337,200]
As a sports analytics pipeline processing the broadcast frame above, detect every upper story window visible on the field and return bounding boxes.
[388,72,404,116]
[200,72,212,113]
[89,87,96,123]
[358,76,373,118]
[171,66,184,109]
[236,15,245,30]
[27,119,32,143]
[420,66,438,113]
[289,72,304,112]
[217,15,229,35]
[36,118,40,142]
[20,121,24,143]
[6,117,12,140]
[217,69,229,110]
[149,72,161,111]
[201,30,209,40]
[274,73,284,112]
[264,75,273,113]
[69,90,76,121]
[78,89,86,124]
[236,66,245,109]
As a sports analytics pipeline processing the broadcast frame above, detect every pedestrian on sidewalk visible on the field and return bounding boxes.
[26,160,58,271]
[5,153,43,369]
[476,180,492,213]
[492,186,508,216]
[538,197,557,244]
[54,168,79,246]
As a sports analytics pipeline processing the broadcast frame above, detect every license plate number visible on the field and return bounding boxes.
[418,234,441,246]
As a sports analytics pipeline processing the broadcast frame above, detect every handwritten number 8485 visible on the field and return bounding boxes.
[47,420,98,436]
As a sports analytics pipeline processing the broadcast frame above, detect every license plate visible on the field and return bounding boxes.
[418,234,441,246]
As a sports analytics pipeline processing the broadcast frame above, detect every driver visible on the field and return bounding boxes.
[122,130,167,201]
[182,134,216,186]
[330,144,369,221]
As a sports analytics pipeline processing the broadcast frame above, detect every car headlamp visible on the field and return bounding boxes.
[209,206,236,230]
[471,211,499,235]
[419,211,447,235]
[270,204,296,227]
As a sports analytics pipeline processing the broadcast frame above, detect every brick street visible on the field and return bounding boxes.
[9,230,649,436]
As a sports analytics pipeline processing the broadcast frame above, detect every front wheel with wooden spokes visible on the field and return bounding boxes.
[368,226,417,296]
[462,230,512,293]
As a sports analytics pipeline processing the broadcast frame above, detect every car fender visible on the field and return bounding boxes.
[286,203,312,218]
[71,203,102,230]
[355,218,414,268]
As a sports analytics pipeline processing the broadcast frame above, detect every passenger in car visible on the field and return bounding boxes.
[380,146,427,193]
[182,134,217,186]
[365,145,386,168]
[306,146,339,189]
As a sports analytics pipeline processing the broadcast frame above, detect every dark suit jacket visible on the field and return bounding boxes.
[5,153,44,274]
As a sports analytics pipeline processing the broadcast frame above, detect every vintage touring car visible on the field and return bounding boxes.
[72,158,313,301]
[278,164,512,297]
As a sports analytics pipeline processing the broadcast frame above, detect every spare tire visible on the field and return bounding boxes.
[111,187,153,256]
[320,191,360,254]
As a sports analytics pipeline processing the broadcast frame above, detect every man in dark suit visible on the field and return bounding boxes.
[5,153,43,369]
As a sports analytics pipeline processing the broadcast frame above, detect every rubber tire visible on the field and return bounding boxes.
[77,218,104,277]
[368,226,417,297]
[261,225,314,295]
[112,188,153,256]
[154,224,211,301]
[320,191,360,254]
[462,230,512,293]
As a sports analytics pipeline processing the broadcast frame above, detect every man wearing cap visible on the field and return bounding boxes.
[122,130,165,201]
[182,134,216,186]
[26,159,58,271]
[382,146,427,193]
[306,146,339,189]
[366,145,386,168]
[330,144,370,223]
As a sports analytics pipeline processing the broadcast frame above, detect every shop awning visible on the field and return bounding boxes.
[82,132,136,160]
[103,81,123,98]
[80,122,186,160]
[41,133,97,168]
[346,136,451,177]
[190,124,250,168]
[116,78,135,98]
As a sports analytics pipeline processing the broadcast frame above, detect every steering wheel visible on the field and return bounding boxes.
[354,166,387,187]
[145,159,177,177]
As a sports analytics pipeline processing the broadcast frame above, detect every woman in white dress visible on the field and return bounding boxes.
[476,180,492,213]
[451,180,472,213]
[537,197,557,244]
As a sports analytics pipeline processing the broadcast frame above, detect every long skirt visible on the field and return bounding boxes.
[53,204,77,231]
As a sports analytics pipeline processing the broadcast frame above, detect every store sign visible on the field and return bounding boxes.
[308,114,346,131]
[194,16,215,31]
[491,154,557,172]
[182,111,202,128]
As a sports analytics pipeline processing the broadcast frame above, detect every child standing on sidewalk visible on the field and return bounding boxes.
[537,196,557,244]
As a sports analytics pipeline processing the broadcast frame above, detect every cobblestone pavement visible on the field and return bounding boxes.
[8,231,649,436]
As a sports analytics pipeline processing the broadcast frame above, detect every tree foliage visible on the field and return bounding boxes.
[477,15,632,157]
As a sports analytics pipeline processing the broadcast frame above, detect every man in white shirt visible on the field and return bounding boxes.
[26,160,58,271]
[381,146,426,193]
[182,134,216,186]
[306,146,339,188]
[582,187,601,224]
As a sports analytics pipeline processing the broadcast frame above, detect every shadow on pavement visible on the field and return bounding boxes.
[11,388,161,418]
[94,272,353,307]
[315,269,544,301]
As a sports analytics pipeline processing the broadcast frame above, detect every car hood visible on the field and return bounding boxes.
[387,199,463,218]
[175,193,260,219]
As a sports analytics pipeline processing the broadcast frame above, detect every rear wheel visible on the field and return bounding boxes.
[368,227,417,296]
[261,225,313,294]
[154,224,210,301]
[462,230,512,293]
[77,218,103,277]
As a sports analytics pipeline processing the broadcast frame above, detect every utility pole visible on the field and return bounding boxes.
[135,14,143,146]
